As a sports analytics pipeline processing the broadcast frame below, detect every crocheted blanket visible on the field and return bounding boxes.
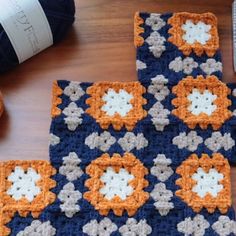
[1,12,236,236]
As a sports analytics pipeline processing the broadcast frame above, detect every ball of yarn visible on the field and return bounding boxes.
[0,0,75,73]
[0,91,4,117]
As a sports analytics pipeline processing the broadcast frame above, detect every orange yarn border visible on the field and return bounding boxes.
[172,75,232,130]
[134,12,144,47]
[51,81,63,118]
[84,153,149,216]
[0,161,56,236]
[86,82,147,131]
[168,12,219,56]
[176,153,231,214]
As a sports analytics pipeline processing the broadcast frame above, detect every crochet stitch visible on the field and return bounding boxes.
[172,75,232,130]
[168,12,219,56]
[0,161,56,235]
[58,182,82,218]
[16,220,56,236]
[51,81,63,118]
[7,167,41,202]
[176,153,231,214]
[83,153,149,216]
[2,11,236,236]
[86,82,147,130]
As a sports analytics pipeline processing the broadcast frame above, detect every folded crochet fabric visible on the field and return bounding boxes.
[1,12,236,236]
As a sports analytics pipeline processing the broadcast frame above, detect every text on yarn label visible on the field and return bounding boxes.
[0,0,53,63]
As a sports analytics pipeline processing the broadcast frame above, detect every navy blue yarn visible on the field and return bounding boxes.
[8,13,236,236]
[0,0,75,73]
[137,13,223,84]
[44,80,236,236]
[9,79,236,235]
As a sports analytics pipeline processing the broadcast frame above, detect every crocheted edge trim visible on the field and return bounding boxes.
[172,75,232,130]
[86,82,147,130]
[134,12,145,48]
[51,81,63,118]
[84,153,149,216]
[168,12,219,56]
[0,161,56,236]
[176,153,231,214]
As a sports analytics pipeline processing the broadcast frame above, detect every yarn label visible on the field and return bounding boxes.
[0,0,53,63]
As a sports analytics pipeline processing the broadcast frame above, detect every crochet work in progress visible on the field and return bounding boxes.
[2,12,236,236]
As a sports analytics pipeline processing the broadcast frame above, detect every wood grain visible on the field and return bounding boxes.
[0,0,235,208]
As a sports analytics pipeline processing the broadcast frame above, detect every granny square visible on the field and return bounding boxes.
[2,12,236,236]
[0,161,56,235]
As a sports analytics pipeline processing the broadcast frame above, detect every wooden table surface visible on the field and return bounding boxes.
[0,0,235,208]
